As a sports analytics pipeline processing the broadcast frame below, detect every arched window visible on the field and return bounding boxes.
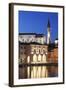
[43,54,46,63]
[38,54,41,62]
[33,54,37,62]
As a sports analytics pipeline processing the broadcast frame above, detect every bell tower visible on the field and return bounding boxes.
[47,19,51,44]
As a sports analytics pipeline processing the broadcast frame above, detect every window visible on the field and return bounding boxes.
[27,56,30,63]
[33,54,37,62]
[43,54,46,63]
[38,54,41,62]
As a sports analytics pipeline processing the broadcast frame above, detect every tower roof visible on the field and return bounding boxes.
[47,19,50,27]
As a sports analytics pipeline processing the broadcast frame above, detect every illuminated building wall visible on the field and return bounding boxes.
[19,43,48,79]
[19,33,46,44]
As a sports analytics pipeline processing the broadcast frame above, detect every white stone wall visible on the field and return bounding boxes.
[19,35,36,43]
[19,34,46,44]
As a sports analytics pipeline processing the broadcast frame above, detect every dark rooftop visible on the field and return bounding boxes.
[35,34,44,37]
[19,33,36,35]
[19,33,45,37]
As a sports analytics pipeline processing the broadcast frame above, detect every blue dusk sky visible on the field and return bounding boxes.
[19,11,58,42]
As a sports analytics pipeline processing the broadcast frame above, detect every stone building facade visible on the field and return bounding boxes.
[19,42,48,78]
[19,20,58,79]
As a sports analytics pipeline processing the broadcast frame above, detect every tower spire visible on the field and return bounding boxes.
[47,19,51,44]
[47,19,50,27]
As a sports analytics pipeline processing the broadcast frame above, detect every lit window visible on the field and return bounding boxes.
[38,54,41,62]
[33,54,37,62]
[43,54,46,63]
